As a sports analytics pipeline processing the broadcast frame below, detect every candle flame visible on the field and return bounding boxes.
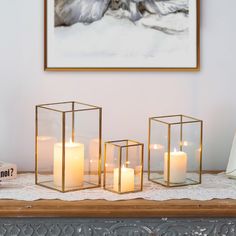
[183,141,188,146]
[153,144,158,150]
[150,144,163,150]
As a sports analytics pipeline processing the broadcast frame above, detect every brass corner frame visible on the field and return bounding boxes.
[35,101,102,193]
[104,140,144,194]
[148,114,203,188]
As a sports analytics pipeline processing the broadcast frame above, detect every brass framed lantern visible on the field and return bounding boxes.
[104,140,144,194]
[35,101,102,192]
[148,115,203,187]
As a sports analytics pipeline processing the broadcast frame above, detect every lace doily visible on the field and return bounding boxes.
[0,173,235,201]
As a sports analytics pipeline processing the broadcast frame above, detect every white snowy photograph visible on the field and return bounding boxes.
[45,0,200,70]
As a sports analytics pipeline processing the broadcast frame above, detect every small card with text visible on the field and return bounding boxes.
[0,162,17,181]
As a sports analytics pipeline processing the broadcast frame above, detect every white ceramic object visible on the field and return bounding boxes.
[226,133,236,178]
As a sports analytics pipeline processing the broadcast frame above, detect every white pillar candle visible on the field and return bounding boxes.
[164,149,187,184]
[89,139,99,159]
[54,139,84,188]
[113,166,134,193]
[89,139,99,174]
[37,136,55,171]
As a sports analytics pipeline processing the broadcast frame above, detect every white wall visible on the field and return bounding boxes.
[0,0,236,171]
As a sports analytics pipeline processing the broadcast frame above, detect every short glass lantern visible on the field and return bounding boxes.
[104,140,144,194]
[148,115,203,187]
[35,101,102,192]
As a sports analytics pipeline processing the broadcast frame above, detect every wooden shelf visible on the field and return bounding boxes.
[0,199,236,218]
[1,171,234,218]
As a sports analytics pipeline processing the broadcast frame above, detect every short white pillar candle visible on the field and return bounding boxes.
[113,166,134,193]
[164,149,187,184]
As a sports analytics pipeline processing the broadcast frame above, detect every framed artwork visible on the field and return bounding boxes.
[45,0,200,71]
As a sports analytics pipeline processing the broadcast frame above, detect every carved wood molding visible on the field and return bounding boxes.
[0,218,235,236]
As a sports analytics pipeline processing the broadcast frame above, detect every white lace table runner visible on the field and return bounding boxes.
[0,173,236,201]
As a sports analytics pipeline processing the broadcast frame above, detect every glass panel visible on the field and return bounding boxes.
[149,119,168,184]
[154,115,199,124]
[165,123,188,187]
[154,115,181,124]
[39,101,98,112]
[104,143,120,192]
[123,145,143,192]
[63,109,100,191]
[37,107,62,191]
[182,122,201,184]
[182,115,200,122]
[40,102,72,112]
[73,101,98,110]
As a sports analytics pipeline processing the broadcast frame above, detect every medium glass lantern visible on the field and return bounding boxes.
[148,115,203,187]
[35,101,102,192]
[104,140,144,194]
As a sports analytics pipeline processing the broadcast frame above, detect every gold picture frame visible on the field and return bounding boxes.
[44,0,200,71]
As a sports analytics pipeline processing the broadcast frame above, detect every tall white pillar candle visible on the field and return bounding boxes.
[54,140,84,188]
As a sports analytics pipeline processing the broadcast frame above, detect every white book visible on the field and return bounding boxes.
[0,162,17,181]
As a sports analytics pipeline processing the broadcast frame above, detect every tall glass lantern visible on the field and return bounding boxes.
[35,101,102,192]
[148,115,203,187]
[104,140,144,194]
